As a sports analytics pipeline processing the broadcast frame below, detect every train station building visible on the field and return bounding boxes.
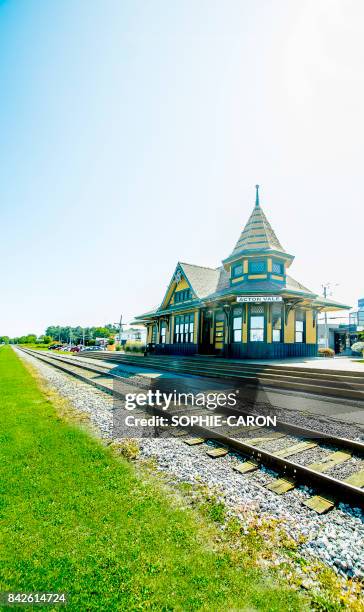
[135,187,350,359]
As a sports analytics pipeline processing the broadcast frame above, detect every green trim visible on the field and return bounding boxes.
[222,249,295,265]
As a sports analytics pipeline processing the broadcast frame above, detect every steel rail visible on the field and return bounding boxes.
[23,350,364,454]
[20,348,364,509]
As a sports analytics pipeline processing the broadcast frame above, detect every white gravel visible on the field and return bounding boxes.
[18,348,364,581]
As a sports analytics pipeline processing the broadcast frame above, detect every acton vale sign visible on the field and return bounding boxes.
[236,296,283,303]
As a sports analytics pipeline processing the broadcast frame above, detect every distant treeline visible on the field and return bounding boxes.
[1,324,119,346]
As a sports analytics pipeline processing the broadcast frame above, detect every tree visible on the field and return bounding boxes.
[93,327,111,338]
[0,336,10,344]
[43,335,52,344]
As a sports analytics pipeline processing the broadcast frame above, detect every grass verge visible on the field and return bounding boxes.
[0,346,308,611]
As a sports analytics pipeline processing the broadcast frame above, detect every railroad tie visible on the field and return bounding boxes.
[303,494,336,514]
[344,469,364,488]
[274,440,317,458]
[247,433,286,446]
[267,450,352,497]
[308,451,351,473]
[206,447,229,458]
[266,478,296,495]
[304,468,364,514]
[184,437,205,446]
[233,460,259,474]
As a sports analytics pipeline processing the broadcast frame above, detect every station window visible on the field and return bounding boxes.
[160,321,166,344]
[174,314,194,343]
[232,307,243,342]
[295,310,305,343]
[231,263,243,278]
[272,261,284,275]
[151,324,157,343]
[174,289,191,303]
[249,260,266,274]
[272,303,282,342]
[250,304,265,342]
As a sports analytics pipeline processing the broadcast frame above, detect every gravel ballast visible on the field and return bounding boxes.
[17,349,364,581]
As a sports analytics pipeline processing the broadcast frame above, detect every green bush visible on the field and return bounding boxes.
[318,347,335,357]
[124,342,145,354]
[351,341,364,356]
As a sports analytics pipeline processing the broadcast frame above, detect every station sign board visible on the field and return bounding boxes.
[236,296,283,303]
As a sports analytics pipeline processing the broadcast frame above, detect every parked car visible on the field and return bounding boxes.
[48,344,62,350]
[70,346,80,353]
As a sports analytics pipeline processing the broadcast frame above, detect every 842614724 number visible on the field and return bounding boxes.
[0,592,67,606]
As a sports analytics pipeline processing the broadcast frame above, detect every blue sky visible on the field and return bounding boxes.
[0,0,363,336]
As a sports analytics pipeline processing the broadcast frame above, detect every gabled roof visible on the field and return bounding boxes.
[179,262,220,299]
[134,187,350,321]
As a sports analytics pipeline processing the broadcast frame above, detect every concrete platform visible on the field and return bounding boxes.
[77,354,364,427]
[242,356,364,373]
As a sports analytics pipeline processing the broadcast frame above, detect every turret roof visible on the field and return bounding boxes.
[228,185,286,258]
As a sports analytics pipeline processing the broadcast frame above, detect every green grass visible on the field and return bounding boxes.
[0,346,308,611]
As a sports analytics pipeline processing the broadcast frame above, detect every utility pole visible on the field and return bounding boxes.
[82,329,85,347]
[323,285,329,348]
[119,314,123,346]
[321,282,339,348]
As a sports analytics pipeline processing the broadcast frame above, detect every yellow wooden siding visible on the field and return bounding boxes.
[305,310,316,344]
[193,311,198,344]
[266,305,272,343]
[248,274,267,280]
[267,258,272,272]
[161,284,175,309]
[243,260,248,273]
[231,276,244,283]
[161,274,191,309]
[175,277,189,291]
[242,304,248,342]
[271,274,284,281]
[284,310,295,343]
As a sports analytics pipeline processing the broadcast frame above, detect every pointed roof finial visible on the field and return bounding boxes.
[255,184,260,208]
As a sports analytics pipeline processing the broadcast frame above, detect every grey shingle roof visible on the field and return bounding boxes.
[179,262,220,298]
[285,275,314,295]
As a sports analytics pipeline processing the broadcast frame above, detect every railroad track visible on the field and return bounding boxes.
[21,348,364,513]
[76,351,364,402]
